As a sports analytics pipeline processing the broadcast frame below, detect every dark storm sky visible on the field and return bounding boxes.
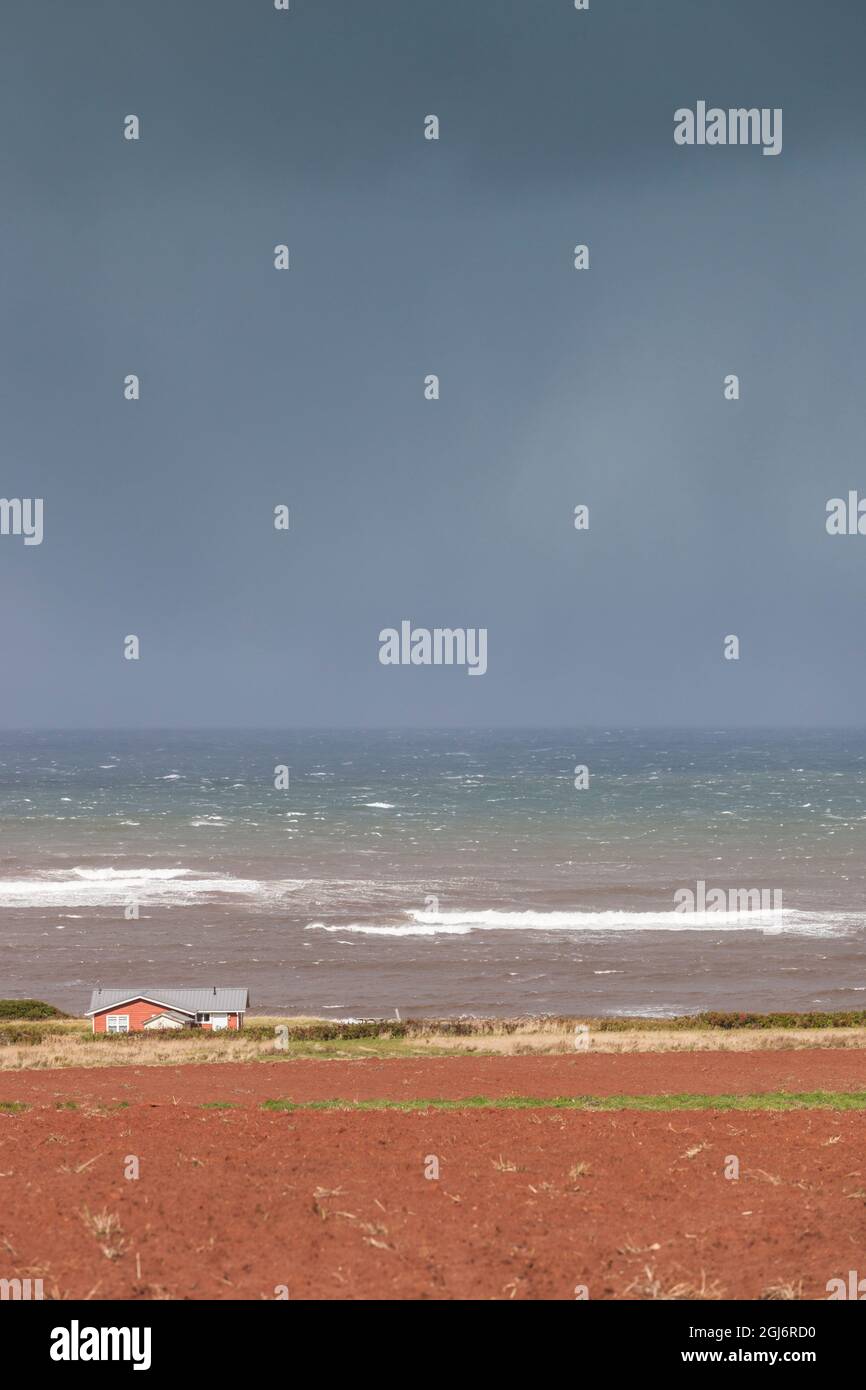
[1,0,864,727]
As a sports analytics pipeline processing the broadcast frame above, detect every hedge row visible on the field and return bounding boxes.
[4,1009,866,1047]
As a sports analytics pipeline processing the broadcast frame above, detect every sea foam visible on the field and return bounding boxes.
[305,906,857,938]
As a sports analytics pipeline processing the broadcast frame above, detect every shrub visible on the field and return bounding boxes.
[0,999,67,1021]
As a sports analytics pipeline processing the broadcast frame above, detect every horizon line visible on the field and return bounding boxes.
[0,724,865,735]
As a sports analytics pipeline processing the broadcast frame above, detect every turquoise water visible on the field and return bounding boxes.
[1,729,865,1016]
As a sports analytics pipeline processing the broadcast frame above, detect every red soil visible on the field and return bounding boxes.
[0,1054,864,1301]
[2,1047,865,1107]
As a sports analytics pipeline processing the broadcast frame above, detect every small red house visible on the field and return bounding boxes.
[87,987,250,1034]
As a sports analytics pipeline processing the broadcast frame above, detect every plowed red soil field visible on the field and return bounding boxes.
[2,1048,866,1105]
[1,1053,864,1300]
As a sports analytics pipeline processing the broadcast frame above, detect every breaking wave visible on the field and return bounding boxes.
[0,867,260,907]
[306,907,860,938]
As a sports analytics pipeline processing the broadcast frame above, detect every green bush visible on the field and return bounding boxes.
[0,999,67,1021]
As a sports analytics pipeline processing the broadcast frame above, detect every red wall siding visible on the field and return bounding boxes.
[92,1001,242,1032]
[92,999,185,1033]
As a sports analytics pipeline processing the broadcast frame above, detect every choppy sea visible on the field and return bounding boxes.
[2,728,865,1017]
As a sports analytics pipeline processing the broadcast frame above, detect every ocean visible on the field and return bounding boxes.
[2,728,865,1018]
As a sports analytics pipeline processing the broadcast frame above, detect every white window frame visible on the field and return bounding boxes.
[106,1014,129,1033]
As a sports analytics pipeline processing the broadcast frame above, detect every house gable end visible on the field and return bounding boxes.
[86,994,196,1018]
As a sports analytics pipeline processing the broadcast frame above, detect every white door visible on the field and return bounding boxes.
[211,1013,229,1031]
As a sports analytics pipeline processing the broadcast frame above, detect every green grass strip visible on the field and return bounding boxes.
[262,1090,866,1114]
[0,1101,28,1113]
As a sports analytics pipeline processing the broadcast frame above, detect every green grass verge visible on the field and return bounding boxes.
[5,1009,866,1049]
[0,1101,28,1113]
[262,1090,866,1113]
[8,1011,866,1045]
[253,1011,866,1038]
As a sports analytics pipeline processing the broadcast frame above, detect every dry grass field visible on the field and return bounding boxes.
[4,1014,866,1070]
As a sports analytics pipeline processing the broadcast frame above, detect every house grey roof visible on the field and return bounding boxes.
[141,1009,191,1025]
[87,987,250,1015]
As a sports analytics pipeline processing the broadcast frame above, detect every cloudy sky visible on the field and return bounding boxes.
[1,0,864,727]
